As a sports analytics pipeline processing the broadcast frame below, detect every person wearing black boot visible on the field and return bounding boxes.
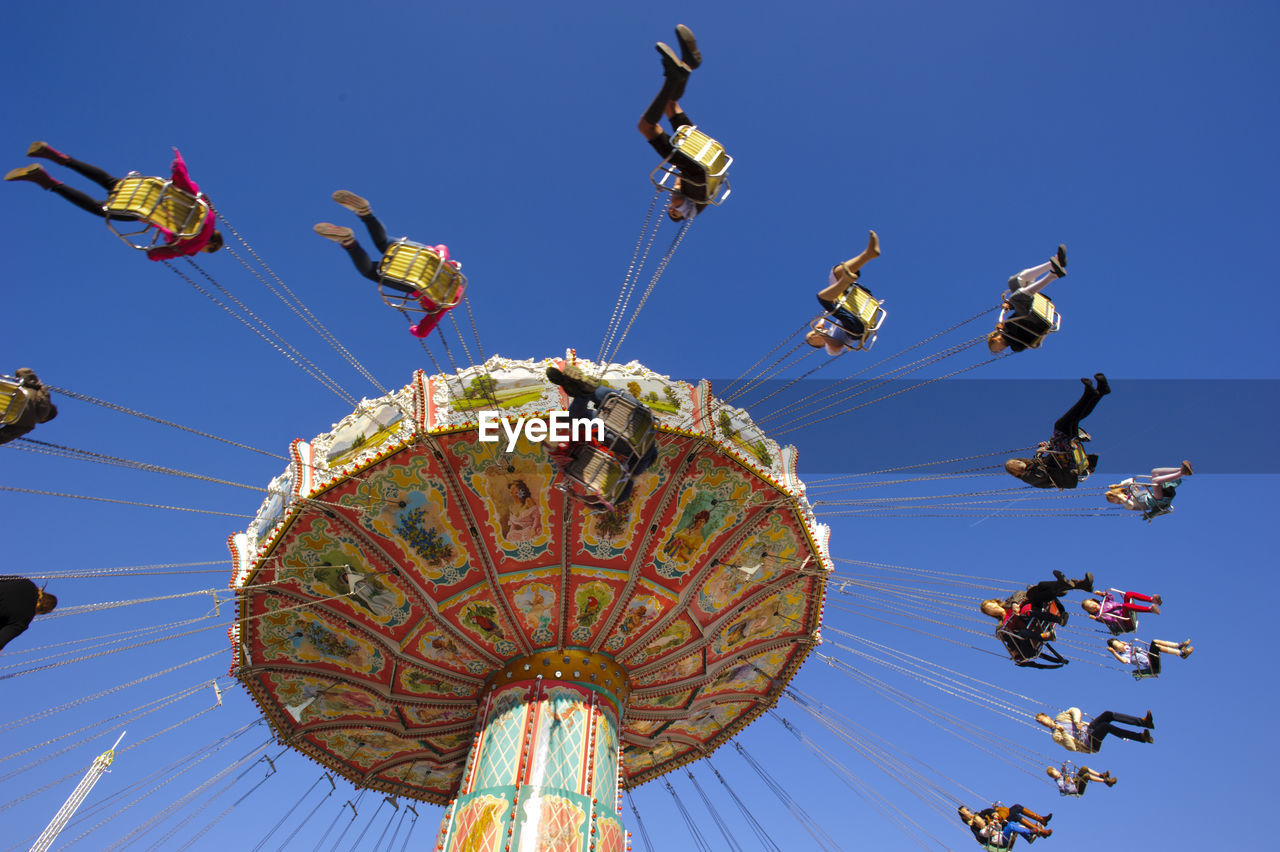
[980,572,1093,668]
[636,24,711,222]
[1005,374,1110,489]
[1037,707,1155,754]
[5,142,223,259]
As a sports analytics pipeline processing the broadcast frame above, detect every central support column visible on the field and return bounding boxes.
[439,652,630,852]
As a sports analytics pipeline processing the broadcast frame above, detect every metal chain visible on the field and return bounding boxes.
[165,261,355,405]
[0,485,251,518]
[606,217,692,363]
[599,185,664,365]
[0,648,223,732]
[11,438,266,492]
[216,210,388,395]
[41,385,284,459]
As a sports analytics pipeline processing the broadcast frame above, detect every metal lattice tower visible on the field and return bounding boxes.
[29,732,125,852]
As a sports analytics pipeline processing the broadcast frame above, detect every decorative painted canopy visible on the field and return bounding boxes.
[229,355,831,804]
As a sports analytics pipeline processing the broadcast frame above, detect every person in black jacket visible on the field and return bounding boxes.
[1004,374,1109,489]
[0,368,57,445]
[636,24,709,222]
[0,576,58,652]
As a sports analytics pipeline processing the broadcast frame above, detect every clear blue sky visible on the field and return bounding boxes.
[2,1,1276,849]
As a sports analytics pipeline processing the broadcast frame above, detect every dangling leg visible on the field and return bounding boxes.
[1052,375,1108,437]
[822,230,882,297]
[1008,245,1067,294]
[332,191,392,254]
[27,142,123,191]
[1150,464,1190,499]
[1121,591,1160,615]
[1016,805,1051,826]
[5,165,135,220]
[637,44,690,142]
[1092,710,1154,745]
[313,224,383,285]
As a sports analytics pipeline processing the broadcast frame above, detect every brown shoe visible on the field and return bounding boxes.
[26,141,69,162]
[1104,776,1117,787]
[313,222,355,245]
[1181,645,1194,658]
[331,190,371,217]
[4,164,58,189]
[1142,710,1155,728]
[1181,460,1194,476]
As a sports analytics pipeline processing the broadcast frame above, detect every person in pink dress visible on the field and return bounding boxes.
[5,142,223,259]
[1081,588,1163,634]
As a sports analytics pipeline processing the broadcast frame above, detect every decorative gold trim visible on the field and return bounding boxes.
[487,650,631,715]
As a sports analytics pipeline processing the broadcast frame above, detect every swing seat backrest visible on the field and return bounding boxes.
[104,174,209,247]
[650,124,733,206]
[1,377,28,427]
[596,394,656,467]
[561,446,629,508]
[377,240,467,311]
[999,291,1061,349]
[831,284,887,350]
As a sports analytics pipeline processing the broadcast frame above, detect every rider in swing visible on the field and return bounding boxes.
[313,190,460,339]
[6,142,224,259]
[636,25,711,222]
[805,230,883,355]
[1005,374,1110,489]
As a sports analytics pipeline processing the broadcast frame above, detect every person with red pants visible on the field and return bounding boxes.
[1082,588,1162,634]
[5,142,223,259]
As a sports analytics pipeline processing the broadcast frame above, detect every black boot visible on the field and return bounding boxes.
[1094,373,1110,395]
[675,24,701,69]
[656,42,691,79]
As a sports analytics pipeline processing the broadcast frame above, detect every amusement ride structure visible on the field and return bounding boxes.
[230,357,828,850]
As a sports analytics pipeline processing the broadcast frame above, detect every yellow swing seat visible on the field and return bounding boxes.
[821,284,887,351]
[1,376,29,427]
[558,446,629,510]
[596,394,656,469]
[650,124,732,206]
[998,290,1061,349]
[104,174,211,250]
[376,239,467,313]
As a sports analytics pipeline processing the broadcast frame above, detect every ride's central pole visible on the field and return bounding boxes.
[437,652,630,852]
